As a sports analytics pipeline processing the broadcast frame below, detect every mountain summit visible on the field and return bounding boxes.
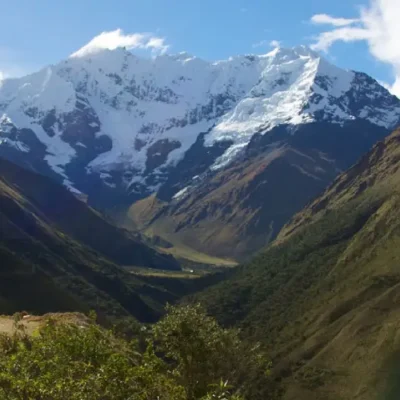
[0,46,398,204]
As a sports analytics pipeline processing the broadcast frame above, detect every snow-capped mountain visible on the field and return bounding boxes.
[0,45,399,204]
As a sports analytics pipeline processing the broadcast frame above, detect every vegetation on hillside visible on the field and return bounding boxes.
[0,305,270,400]
[194,131,400,400]
[3,128,400,400]
[197,189,386,337]
[0,158,213,323]
[129,120,390,262]
[0,158,179,271]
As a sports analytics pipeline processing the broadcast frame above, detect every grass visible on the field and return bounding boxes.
[196,190,399,399]
[125,266,204,279]
[157,242,237,268]
[0,159,191,323]
[193,131,400,400]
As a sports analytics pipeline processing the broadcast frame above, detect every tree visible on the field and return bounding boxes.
[0,306,269,399]
[152,304,270,399]
[0,315,185,400]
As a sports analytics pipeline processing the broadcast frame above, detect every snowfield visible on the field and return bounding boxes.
[0,45,399,191]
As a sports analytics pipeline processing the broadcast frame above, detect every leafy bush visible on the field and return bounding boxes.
[0,306,270,399]
[153,304,271,399]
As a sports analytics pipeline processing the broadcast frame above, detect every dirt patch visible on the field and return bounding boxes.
[0,312,90,336]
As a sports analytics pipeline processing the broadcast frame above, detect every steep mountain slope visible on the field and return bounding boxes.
[0,158,179,270]
[130,119,391,261]
[195,129,400,399]
[129,142,337,260]
[276,128,400,243]
[0,46,398,206]
[0,158,182,321]
[1,45,399,260]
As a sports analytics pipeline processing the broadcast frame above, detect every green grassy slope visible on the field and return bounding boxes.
[196,129,400,400]
[0,158,179,270]
[0,159,186,322]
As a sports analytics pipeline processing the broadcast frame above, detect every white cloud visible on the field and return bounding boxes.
[253,39,281,49]
[0,47,32,80]
[252,40,268,48]
[378,80,391,90]
[311,14,360,27]
[311,27,371,52]
[310,0,400,97]
[71,29,170,58]
[0,66,28,79]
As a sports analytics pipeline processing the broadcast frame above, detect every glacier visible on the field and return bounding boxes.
[0,45,399,194]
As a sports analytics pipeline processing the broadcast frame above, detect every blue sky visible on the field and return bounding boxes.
[0,0,398,94]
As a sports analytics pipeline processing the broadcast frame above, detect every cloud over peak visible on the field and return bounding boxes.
[252,39,281,49]
[311,14,360,27]
[310,0,400,97]
[70,29,170,58]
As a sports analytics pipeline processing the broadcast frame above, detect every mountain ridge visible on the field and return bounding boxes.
[2,44,400,260]
[0,157,179,270]
[0,45,398,205]
[130,119,392,260]
[0,156,188,322]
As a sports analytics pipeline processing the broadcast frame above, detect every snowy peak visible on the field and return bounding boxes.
[204,47,400,169]
[0,46,399,196]
[0,67,76,114]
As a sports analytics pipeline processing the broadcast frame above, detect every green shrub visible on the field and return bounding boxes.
[0,305,269,399]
